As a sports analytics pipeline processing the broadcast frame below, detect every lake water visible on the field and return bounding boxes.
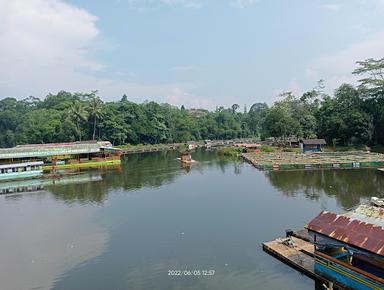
[1,149,383,290]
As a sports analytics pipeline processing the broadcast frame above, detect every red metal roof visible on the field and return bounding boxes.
[306,211,384,256]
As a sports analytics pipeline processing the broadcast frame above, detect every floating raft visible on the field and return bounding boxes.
[262,235,345,289]
[242,151,384,171]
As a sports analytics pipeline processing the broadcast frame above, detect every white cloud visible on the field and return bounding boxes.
[125,0,202,9]
[305,30,384,93]
[171,65,195,71]
[0,0,102,95]
[0,0,207,106]
[229,0,259,8]
[160,0,201,8]
[359,0,384,15]
[125,0,261,9]
[166,87,214,109]
[321,4,341,11]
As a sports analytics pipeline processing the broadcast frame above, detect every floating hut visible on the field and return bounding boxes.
[300,139,327,153]
[0,141,122,181]
[179,151,192,163]
[263,204,384,289]
[306,205,384,289]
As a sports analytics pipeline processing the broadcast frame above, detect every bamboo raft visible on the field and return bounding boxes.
[243,151,384,170]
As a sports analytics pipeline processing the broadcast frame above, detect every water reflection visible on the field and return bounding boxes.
[0,193,108,290]
[2,149,384,290]
[1,150,238,205]
[6,149,382,210]
[265,169,384,210]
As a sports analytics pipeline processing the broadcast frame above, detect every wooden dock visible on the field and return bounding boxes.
[262,235,345,289]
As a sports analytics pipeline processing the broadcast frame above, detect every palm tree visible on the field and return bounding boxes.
[88,96,104,140]
[231,103,239,114]
[69,102,88,141]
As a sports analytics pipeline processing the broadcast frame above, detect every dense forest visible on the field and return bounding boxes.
[0,58,383,148]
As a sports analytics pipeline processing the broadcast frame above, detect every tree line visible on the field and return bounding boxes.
[0,58,383,147]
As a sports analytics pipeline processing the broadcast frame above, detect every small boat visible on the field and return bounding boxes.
[371,196,384,207]
[0,161,43,181]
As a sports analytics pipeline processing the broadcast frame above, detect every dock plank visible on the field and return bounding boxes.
[262,236,346,289]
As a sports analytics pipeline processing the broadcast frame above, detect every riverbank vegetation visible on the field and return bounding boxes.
[0,58,383,148]
[217,147,247,157]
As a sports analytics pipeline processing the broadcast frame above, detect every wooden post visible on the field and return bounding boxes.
[52,156,57,175]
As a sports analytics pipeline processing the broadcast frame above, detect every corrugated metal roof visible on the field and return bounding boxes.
[15,140,103,148]
[306,210,384,256]
[0,142,103,159]
[302,139,327,145]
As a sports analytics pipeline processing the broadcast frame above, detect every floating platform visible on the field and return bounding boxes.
[262,235,345,289]
[43,159,121,170]
[243,151,384,171]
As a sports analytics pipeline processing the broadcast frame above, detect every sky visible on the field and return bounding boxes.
[0,0,384,109]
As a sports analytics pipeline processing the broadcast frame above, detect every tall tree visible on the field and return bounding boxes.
[69,102,88,141]
[353,58,384,94]
[231,104,239,114]
[88,94,104,140]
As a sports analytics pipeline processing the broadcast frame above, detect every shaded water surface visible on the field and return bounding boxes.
[0,149,383,290]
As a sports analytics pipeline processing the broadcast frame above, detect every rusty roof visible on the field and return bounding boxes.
[306,210,384,256]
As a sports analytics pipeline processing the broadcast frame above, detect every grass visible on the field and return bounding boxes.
[218,145,291,156]
[259,145,277,153]
[322,145,370,152]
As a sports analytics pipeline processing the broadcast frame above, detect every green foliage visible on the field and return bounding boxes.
[1,57,384,147]
[217,147,246,157]
[259,145,276,153]
[353,58,384,94]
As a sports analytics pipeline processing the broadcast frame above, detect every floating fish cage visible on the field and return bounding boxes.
[242,151,384,171]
